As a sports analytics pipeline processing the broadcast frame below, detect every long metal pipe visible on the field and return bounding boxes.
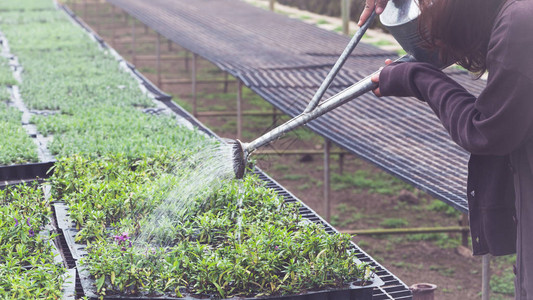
[244,75,375,154]
[192,53,198,117]
[341,0,352,35]
[241,55,415,156]
[340,226,470,236]
[303,11,376,113]
[156,33,161,87]
[131,16,136,65]
[269,0,275,11]
[247,76,371,151]
[242,54,416,157]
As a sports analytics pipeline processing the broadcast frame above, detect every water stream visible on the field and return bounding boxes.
[134,142,238,247]
[236,183,245,244]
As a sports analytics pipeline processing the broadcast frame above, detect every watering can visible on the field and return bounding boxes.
[232,0,447,179]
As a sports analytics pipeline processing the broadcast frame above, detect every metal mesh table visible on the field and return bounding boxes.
[106,0,482,213]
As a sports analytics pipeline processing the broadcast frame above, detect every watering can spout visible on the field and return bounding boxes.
[380,0,448,68]
[232,140,247,179]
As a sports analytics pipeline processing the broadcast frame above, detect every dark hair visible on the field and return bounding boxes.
[418,0,507,75]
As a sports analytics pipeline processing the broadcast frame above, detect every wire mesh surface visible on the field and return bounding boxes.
[106,0,477,212]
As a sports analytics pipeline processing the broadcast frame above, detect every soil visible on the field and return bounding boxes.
[67,1,515,299]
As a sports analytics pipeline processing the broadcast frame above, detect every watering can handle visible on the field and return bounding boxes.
[303,11,378,114]
[244,54,418,154]
[343,54,418,97]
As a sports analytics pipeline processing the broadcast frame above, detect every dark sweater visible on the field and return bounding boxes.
[379,0,533,255]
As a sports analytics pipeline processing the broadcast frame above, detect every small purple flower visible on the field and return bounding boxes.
[113,232,131,248]
[14,217,18,227]
[274,245,279,250]
[24,218,35,237]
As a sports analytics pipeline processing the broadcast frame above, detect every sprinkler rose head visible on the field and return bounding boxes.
[232,140,246,179]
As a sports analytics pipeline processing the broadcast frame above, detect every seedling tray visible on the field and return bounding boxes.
[0,161,55,188]
[55,189,382,300]
[78,262,380,300]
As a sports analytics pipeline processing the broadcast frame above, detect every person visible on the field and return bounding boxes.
[360,0,533,299]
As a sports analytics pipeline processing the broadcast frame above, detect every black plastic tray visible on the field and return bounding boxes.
[75,250,381,300]
[55,183,381,300]
[0,161,55,188]
[78,261,379,300]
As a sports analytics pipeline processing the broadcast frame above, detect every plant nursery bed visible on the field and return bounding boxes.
[0,183,73,298]
[77,269,381,300]
[54,192,382,300]
[12,3,410,300]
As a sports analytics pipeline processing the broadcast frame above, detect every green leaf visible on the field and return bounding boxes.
[175,287,183,298]
[96,276,105,291]
[212,282,225,298]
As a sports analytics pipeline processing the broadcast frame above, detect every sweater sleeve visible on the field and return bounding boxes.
[378,2,533,156]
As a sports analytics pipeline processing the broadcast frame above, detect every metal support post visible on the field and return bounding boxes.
[185,51,189,72]
[192,53,198,117]
[131,17,136,65]
[339,153,345,174]
[461,213,469,247]
[83,0,87,21]
[272,106,277,126]
[324,139,332,223]
[269,0,276,11]
[223,72,229,93]
[482,255,491,300]
[111,6,116,48]
[95,1,101,34]
[237,80,243,140]
[168,40,173,52]
[341,0,351,35]
[156,33,161,87]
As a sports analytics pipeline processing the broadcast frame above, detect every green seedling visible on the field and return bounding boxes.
[51,155,375,298]
[0,102,39,165]
[0,57,17,86]
[0,183,66,299]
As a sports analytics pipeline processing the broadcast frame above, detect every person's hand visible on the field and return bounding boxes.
[371,59,393,97]
[358,0,389,27]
